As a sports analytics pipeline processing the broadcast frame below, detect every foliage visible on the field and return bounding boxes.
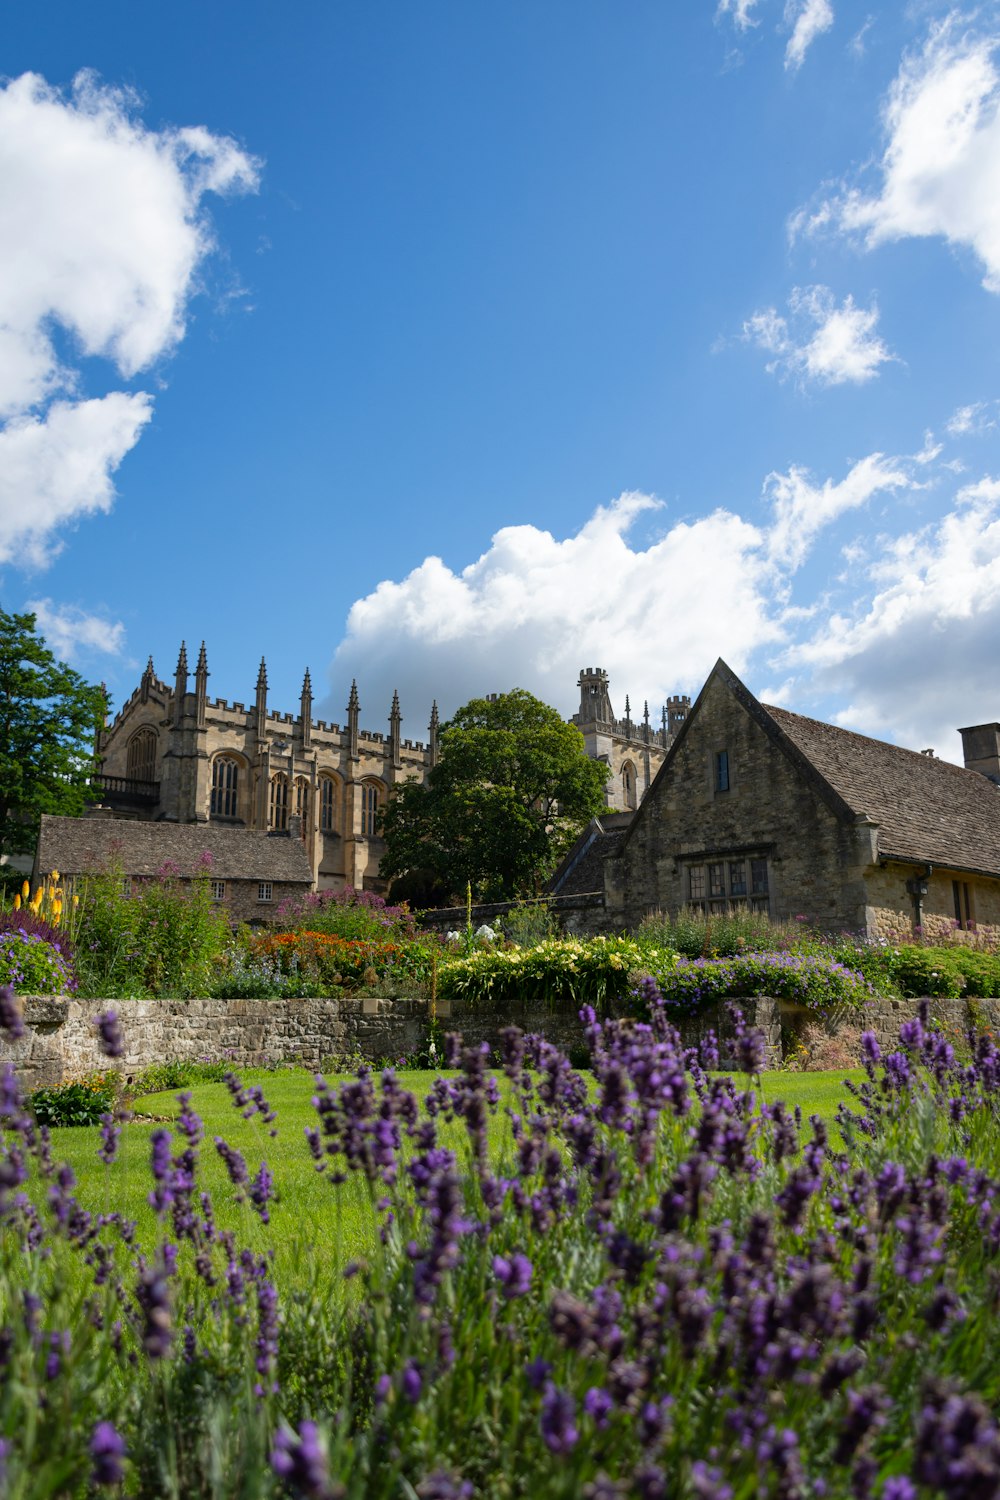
[70,858,230,998]
[0,928,75,994]
[6,1000,1000,1495]
[0,607,105,860]
[380,688,609,900]
[276,884,419,942]
[438,934,674,1011]
[131,1057,236,1095]
[210,943,318,1000]
[498,898,560,948]
[642,948,877,1015]
[29,1072,119,1127]
[637,904,808,959]
[251,929,435,994]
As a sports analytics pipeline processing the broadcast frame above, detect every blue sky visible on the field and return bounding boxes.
[4,1,1000,760]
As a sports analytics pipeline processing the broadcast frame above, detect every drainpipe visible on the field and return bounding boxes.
[904,865,933,937]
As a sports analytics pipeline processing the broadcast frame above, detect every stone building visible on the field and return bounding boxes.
[92,648,685,894]
[597,658,1000,940]
[34,814,312,923]
[572,667,690,811]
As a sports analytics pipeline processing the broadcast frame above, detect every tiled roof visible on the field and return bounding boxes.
[547,813,633,896]
[36,816,313,884]
[762,704,1000,876]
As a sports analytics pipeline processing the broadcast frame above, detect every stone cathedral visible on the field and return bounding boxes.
[94,646,690,892]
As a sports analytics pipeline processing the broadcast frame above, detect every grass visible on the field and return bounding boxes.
[46,1065,866,1287]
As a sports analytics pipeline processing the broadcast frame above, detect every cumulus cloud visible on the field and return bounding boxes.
[782,475,1000,757]
[26,597,126,660]
[797,17,1000,290]
[329,493,782,724]
[947,400,998,436]
[0,70,259,565]
[785,0,834,71]
[765,452,912,569]
[742,285,895,386]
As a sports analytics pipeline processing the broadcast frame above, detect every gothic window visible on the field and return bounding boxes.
[210,756,240,820]
[126,727,157,784]
[622,761,637,811]
[360,781,382,837]
[294,777,310,838]
[320,776,339,833]
[269,773,289,831]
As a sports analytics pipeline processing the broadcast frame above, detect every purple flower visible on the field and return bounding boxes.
[271,1421,335,1499]
[98,1113,120,1167]
[540,1384,578,1454]
[90,1421,126,1486]
[492,1251,532,1299]
[94,1010,124,1060]
[402,1360,423,1403]
[584,1387,613,1429]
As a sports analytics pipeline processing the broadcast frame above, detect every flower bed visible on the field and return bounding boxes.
[438,935,677,1012]
[643,948,876,1014]
[251,929,434,992]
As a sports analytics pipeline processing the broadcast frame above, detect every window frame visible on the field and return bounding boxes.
[257,882,273,903]
[210,756,241,820]
[684,852,770,914]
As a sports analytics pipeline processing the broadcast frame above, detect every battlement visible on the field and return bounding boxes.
[578,666,609,681]
[666,694,690,710]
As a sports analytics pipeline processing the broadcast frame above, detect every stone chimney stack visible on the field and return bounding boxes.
[959,722,1000,784]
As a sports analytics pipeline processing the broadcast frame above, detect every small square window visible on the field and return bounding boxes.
[211,880,226,902]
[715,750,730,792]
[257,882,273,903]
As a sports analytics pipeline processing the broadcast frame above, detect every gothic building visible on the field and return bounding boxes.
[92,646,690,893]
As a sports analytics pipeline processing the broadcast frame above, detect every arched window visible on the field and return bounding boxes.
[210,756,240,819]
[320,776,339,833]
[360,781,382,837]
[622,761,637,811]
[294,777,310,838]
[269,773,289,831]
[126,727,157,783]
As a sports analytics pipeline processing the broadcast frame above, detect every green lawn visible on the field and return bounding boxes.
[46,1065,866,1286]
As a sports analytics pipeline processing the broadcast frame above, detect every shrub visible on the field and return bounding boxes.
[251,930,434,993]
[132,1058,239,1095]
[891,947,966,999]
[637,905,808,959]
[439,935,676,1011]
[275,885,418,942]
[498,900,559,948]
[29,1072,119,1127]
[71,860,230,998]
[211,943,318,1000]
[0,929,75,994]
[643,948,876,1015]
[783,1021,865,1072]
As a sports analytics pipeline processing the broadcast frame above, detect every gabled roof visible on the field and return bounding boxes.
[761,703,1000,876]
[36,815,313,884]
[547,812,633,897]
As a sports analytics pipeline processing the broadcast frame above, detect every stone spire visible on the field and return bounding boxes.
[173,642,188,726]
[642,699,650,743]
[661,704,668,748]
[300,668,312,750]
[255,657,268,741]
[140,654,155,704]
[389,689,401,769]
[428,701,439,768]
[347,680,360,759]
[624,694,632,735]
[195,642,209,728]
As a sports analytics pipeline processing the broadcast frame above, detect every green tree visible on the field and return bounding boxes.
[380,688,609,901]
[0,609,105,859]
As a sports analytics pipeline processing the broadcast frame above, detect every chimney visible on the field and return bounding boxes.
[958,722,1000,784]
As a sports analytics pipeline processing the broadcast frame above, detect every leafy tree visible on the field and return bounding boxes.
[380,688,609,901]
[0,608,105,859]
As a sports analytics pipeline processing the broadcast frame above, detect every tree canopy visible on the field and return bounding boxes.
[379,688,609,901]
[0,608,105,860]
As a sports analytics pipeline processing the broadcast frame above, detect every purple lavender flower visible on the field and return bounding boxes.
[271,1421,336,1499]
[97,1113,120,1167]
[881,1481,916,1500]
[540,1384,578,1454]
[90,1420,126,1485]
[94,1010,124,1060]
[584,1387,613,1428]
[402,1360,423,1403]
[492,1251,532,1299]
[136,1251,173,1359]
[0,986,24,1041]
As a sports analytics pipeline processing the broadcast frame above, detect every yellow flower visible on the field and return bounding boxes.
[12,894,20,911]
[21,880,29,899]
[51,869,59,882]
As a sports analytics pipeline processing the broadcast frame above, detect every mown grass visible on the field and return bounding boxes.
[45,1065,865,1290]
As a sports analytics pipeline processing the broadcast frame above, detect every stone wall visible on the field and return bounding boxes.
[3,992,995,1092]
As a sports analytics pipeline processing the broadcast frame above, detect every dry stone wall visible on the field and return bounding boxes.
[3,993,996,1091]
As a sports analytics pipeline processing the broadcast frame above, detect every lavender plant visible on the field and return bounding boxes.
[3,990,1000,1495]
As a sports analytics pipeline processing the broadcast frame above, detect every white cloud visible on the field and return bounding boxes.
[742,285,895,386]
[26,597,126,659]
[947,399,998,436]
[717,0,761,32]
[784,475,1000,756]
[329,493,782,722]
[801,18,1000,290]
[765,451,912,569]
[0,70,259,565]
[785,0,834,71]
